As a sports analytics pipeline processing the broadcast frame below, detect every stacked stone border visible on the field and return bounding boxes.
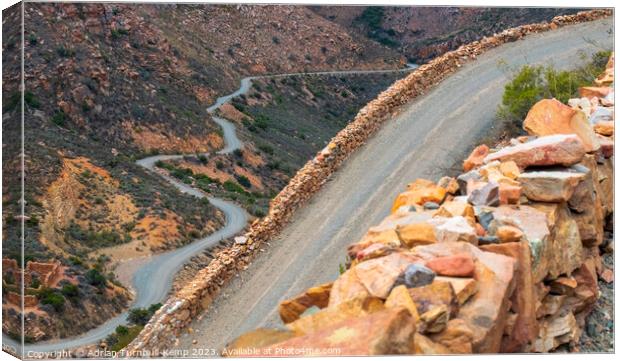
[125,9,612,354]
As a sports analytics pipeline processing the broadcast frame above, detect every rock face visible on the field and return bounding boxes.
[523,98,600,152]
[483,134,586,169]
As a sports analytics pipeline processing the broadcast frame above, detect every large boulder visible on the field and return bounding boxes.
[238,308,416,356]
[530,203,583,279]
[225,328,295,352]
[480,242,538,352]
[483,134,586,169]
[568,156,605,246]
[517,169,585,202]
[286,294,384,335]
[489,205,550,283]
[330,252,421,305]
[522,98,600,152]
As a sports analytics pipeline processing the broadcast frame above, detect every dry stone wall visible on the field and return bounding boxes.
[228,52,614,355]
[124,9,612,355]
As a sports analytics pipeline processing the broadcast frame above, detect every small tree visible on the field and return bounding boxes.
[85,269,106,287]
[61,284,79,300]
[128,307,151,325]
[115,325,129,336]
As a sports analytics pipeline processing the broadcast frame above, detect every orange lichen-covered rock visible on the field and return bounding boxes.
[414,333,450,354]
[438,176,460,194]
[391,179,446,213]
[579,86,612,99]
[385,285,420,322]
[435,276,478,306]
[286,294,384,335]
[593,120,614,136]
[407,281,459,317]
[499,161,521,179]
[463,144,490,172]
[396,222,437,248]
[347,226,401,258]
[279,283,333,324]
[523,98,600,152]
[435,200,475,223]
[483,134,586,169]
[264,308,416,356]
[495,225,524,243]
[225,328,295,351]
[430,318,475,354]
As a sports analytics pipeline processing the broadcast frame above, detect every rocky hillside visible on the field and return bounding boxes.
[226,55,614,354]
[311,6,582,63]
[2,3,403,341]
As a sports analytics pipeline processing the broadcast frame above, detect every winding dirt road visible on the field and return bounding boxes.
[176,18,613,353]
[2,65,416,356]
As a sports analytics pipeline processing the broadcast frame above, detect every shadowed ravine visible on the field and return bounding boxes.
[3,65,416,355]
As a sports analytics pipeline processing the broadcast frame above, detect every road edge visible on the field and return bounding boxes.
[123,9,612,356]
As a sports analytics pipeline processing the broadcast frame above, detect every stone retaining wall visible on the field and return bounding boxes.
[227,53,614,355]
[124,9,612,355]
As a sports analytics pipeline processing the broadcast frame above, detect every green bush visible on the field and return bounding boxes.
[85,269,106,287]
[61,284,79,300]
[39,288,65,311]
[235,175,251,189]
[128,308,151,325]
[3,92,20,113]
[498,50,612,126]
[115,325,129,336]
[223,180,246,194]
[24,92,40,109]
[51,111,67,126]
[56,46,75,58]
[254,115,269,130]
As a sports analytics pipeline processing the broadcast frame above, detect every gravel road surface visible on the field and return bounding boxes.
[176,18,613,354]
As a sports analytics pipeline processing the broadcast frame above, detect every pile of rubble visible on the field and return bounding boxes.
[226,54,614,355]
[124,10,612,354]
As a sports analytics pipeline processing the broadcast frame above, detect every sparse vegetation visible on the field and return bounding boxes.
[51,110,67,126]
[39,288,65,312]
[497,50,612,127]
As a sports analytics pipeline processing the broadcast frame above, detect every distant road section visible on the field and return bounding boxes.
[177,18,613,352]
